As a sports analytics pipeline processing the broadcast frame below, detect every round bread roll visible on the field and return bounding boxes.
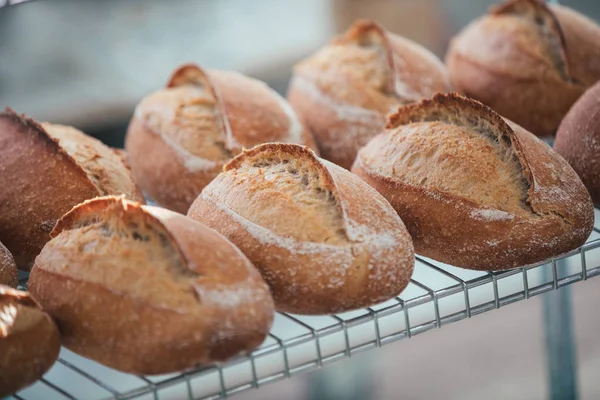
[125,64,318,214]
[28,196,274,375]
[352,93,594,270]
[0,242,18,288]
[555,81,600,205]
[0,285,61,397]
[0,110,143,271]
[446,0,600,137]
[188,143,414,315]
[287,19,451,170]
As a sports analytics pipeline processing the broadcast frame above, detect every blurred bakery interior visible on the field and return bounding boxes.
[1,0,599,147]
[3,1,600,399]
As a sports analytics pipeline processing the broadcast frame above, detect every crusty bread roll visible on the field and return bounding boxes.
[287,20,451,170]
[0,242,18,288]
[446,0,600,137]
[554,81,600,204]
[125,64,318,214]
[188,143,414,315]
[0,110,143,271]
[0,285,60,397]
[352,93,594,270]
[28,196,274,375]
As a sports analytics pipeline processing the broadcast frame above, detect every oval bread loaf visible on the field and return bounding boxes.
[0,242,18,288]
[0,285,61,397]
[125,64,318,214]
[0,110,143,271]
[445,0,600,136]
[554,80,600,204]
[352,93,594,270]
[28,196,274,375]
[188,143,414,315]
[287,20,451,169]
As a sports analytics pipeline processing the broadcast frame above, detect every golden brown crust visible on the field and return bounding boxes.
[0,242,18,288]
[125,64,317,214]
[0,109,143,271]
[352,93,594,270]
[0,285,60,397]
[0,109,100,271]
[29,196,274,374]
[445,0,600,136]
[188,143,414,314]
[554,80,600,204]
[287,19,451,169]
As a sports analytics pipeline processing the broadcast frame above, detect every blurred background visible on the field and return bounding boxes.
[2,0,600,146]
[2,1,600,399]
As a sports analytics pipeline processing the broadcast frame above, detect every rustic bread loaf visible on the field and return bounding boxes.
[554,81,600,204]
[446,0,600,136]
[125,64,318,214]
[28,196,274,375]
[188,143,414,315]
[0,285,60,397]
[287,20,451,170]
[0,242,18,288]
[352,93,594,270]
[0,110,143,271]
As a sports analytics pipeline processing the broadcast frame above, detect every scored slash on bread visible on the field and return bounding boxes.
[28,196,274,375]
[0,109,143,271]
[287,19,452,170]
[125,63,318,214]
[352,93,594,270]
[0,285,61,397]
[445,0,600,136]
[188,143,415,315]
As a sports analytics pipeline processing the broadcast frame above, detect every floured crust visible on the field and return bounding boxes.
[287,19,451,169]
[42,123,144,201]
[188,143,414,315]
[0,109,143,271]
[352,93,594,270]
[28,196,274,374]
[0,242,18,288]
[554,80,600,204]
[446,0,600,136]
[125,64,317,214]
[0,285,60,397]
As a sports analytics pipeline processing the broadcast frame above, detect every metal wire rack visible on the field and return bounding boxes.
[8,209,600,400]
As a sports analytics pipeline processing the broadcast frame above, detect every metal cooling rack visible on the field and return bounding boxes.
[8,208,600,400]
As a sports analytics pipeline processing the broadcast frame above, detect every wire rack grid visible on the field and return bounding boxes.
[9,209,600,400]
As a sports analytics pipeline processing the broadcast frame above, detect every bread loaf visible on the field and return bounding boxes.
[287,20,451,169]
[0,242,18,288]
[125,64,318,214]
[352,93,594,270]
[28,196,274,375]
[0,110,143,271]
[188,143,414,315]
[446,0,600,136]
[554,80,600,204]
[0,285,60,397]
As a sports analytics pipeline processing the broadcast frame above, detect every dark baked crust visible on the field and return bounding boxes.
[352,93,594,270]
[554,80,600,204]
[0,109,100,270]
[0,286,60,397]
